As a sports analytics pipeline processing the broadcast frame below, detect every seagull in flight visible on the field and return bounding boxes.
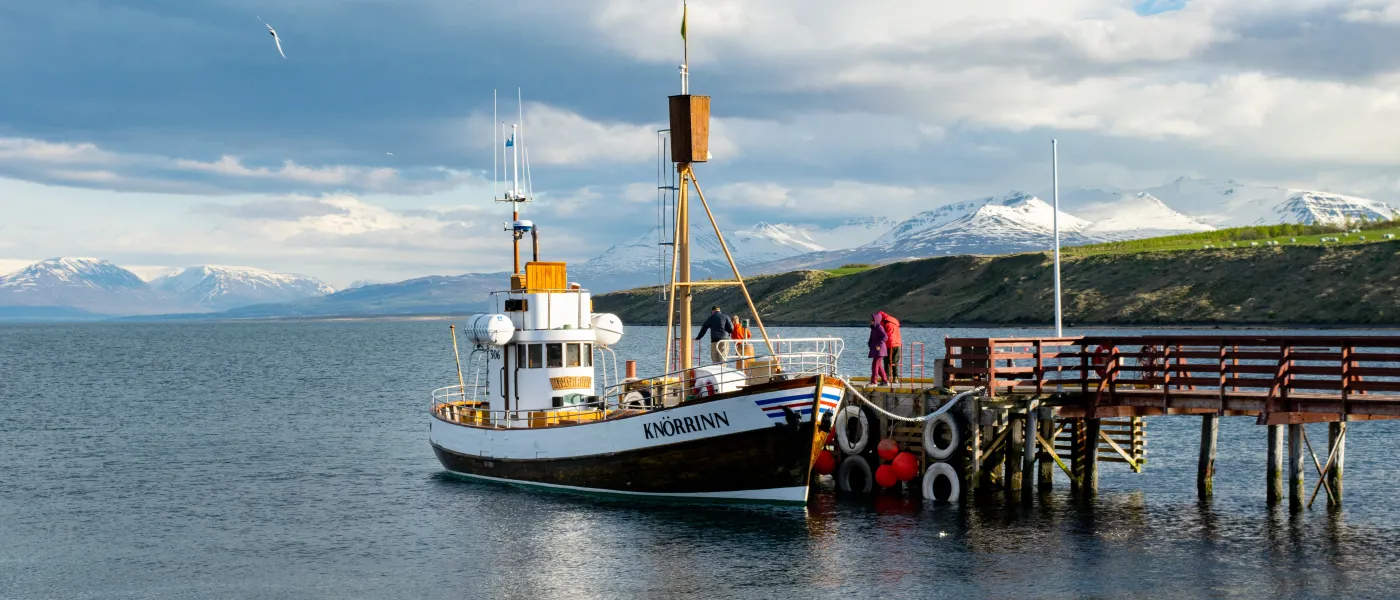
[259,16,286,59]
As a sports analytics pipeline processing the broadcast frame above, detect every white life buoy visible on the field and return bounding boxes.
[837,455,873,494]
[834,405,870,456]
[923,413,961,460]
[922,462,960,503]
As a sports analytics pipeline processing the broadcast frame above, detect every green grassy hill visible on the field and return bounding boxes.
[593,239,1400,326]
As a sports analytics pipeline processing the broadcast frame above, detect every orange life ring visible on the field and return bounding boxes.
[1091,345,1112,378]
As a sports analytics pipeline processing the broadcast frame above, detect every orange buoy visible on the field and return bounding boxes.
[891,451,919,481]
[814,450,836,475]
[877,439,899,462]
[875,464,898,488]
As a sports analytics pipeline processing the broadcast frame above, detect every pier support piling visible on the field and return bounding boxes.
[1267,425,1284,505]
[1084,418,1100,498]
[1022,403,1038,502]
[1070,419,1084,498]
[1007,415,1024,501]
[1038,410,1055,492]
[1288,424,1305,511]
[1198,414,1219,500]
[1327,422,1346,507]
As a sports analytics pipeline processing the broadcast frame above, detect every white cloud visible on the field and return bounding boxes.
[0,136,474,195]
[708,180,946,221]
[173,156,402,189]
[463,102,739,167]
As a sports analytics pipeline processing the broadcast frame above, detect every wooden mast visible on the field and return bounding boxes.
[662,1,777,371]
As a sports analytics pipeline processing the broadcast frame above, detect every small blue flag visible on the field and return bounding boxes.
[505,134,514,147]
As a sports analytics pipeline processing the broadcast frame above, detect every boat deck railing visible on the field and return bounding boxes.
[431,337,845,429]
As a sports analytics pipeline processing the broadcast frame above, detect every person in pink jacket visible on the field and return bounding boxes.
[868,312,890,386]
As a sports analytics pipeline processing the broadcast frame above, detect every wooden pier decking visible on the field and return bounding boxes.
[849,335,1400,509]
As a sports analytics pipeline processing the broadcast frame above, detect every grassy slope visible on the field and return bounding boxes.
[593,241,1400,326]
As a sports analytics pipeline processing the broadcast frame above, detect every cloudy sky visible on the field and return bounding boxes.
[5,0,1400,286]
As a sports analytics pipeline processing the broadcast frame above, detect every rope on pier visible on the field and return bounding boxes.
[839,378,984,423]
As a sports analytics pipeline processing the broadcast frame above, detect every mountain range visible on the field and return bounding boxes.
[3,177,1396,321]
[0,258,333,320]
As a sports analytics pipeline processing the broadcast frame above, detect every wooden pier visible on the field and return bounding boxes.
[837,335,1400,509]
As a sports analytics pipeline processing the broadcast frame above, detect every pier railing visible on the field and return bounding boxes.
[942,336,1400,421]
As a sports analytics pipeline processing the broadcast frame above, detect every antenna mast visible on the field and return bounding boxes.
[1052,138,1063,337]
[495,90,531,282]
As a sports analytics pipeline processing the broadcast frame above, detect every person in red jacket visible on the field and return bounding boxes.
[880,311,903,384]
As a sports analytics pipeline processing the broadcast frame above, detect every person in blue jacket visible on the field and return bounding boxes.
[695,305,734,364]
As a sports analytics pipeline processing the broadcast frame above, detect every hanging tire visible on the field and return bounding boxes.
[924,413,962,460]
[835,405,869,456]
[837,454,873,494]
[921,462,961,503]
[861,403,884,454]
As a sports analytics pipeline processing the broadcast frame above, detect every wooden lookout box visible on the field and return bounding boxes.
[668,94,710,163]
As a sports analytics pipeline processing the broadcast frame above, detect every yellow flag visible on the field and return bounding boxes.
[681,2,687,40]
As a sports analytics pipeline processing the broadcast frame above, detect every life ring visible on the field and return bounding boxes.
[921,462,961,503]
[690,379,716,398]
[923,413,962,460]
[1091,345,1112,378]
[837,454,873,494]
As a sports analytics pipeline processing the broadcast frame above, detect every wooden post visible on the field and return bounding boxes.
[1197,414,1219,499]
[1070,418,1084,498]
[1022,402,1038,502]
[967,404,982,500]
[1038,408,1055,491]
[1328,422,1346,507]
[1007,414,1024,501]
[1288,424,1305,511]
[1266,425,1284,505]
[1084,418,1100,498]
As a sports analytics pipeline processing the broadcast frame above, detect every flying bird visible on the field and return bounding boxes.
[259,16,286,59]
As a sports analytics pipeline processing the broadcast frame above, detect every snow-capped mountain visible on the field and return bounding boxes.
[867,192,1096,256]
[1141,177,1397,227]
[150,266,335,311]
[820,217,899,248]
[1074,192,1214,240]
[574,221,834,290]
[0,257,176,315]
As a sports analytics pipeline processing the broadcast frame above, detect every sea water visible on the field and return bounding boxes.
[3,321,1400,599]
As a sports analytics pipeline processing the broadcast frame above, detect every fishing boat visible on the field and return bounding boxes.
[426,22,848,505]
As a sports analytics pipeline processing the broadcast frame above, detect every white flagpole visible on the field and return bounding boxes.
[1052,138,1063,337]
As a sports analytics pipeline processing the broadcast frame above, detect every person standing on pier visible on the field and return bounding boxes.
[880,312,903,384]
[868,312,890,386]
[695,305,734,364]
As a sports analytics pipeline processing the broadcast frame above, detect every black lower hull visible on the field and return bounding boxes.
[431,421,816,497]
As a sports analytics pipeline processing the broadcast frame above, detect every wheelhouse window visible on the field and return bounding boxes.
[583,343,593,367]
[566,343,581,368]
[516,345,526,369]
[527,344,543,369]
[546,343,563,368]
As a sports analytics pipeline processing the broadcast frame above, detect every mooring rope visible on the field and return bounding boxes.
[837,377,985,423]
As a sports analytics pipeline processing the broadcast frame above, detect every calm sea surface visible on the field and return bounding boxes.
[4,321,1400,599]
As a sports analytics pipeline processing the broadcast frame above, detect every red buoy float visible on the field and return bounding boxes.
[877,439,899,462]
[891,451,919,481]
[875,464,898,488]
[814,450,836,475]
